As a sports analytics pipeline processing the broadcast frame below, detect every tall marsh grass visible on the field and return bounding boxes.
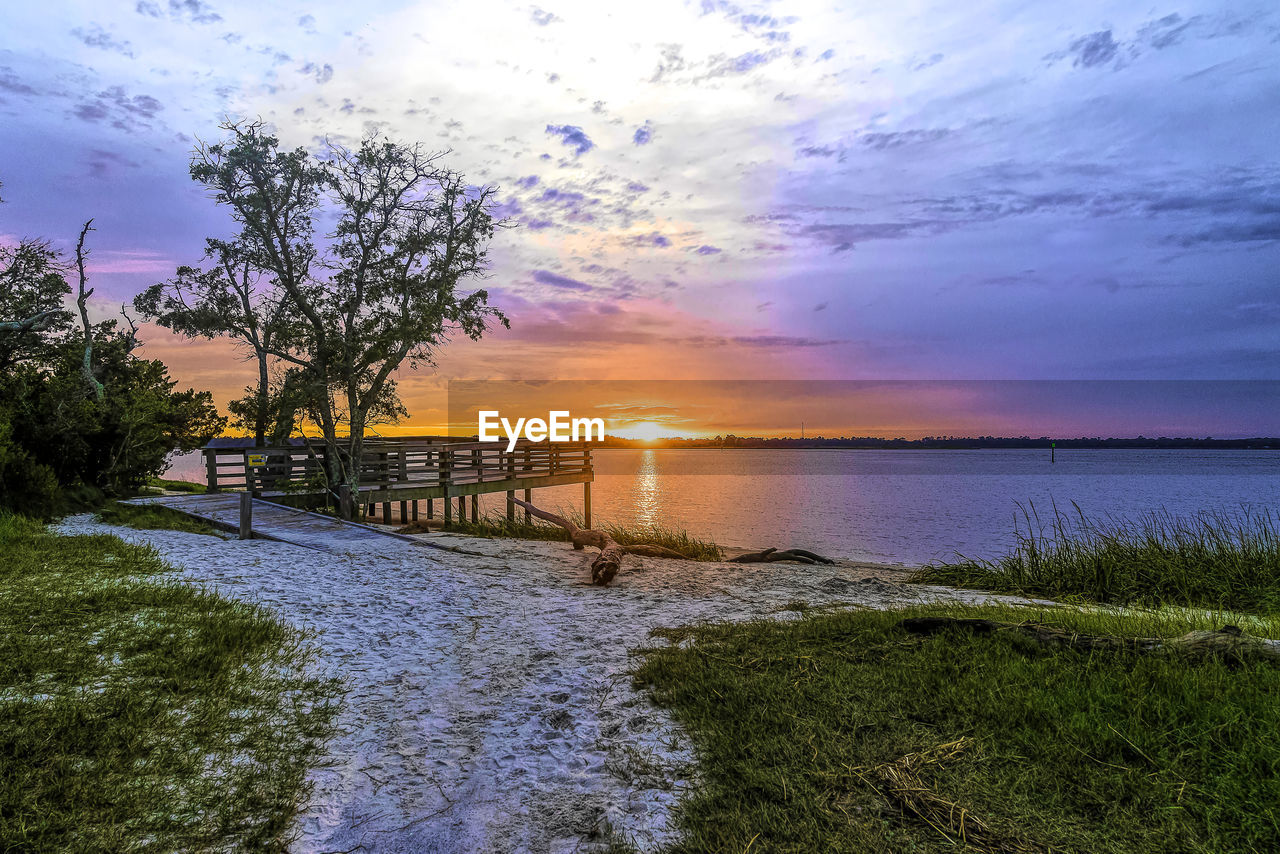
[911,503,1280,614]
[407,509,723,561]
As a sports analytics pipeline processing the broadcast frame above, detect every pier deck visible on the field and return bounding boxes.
[125,493,435,553]
[199,436,594,526]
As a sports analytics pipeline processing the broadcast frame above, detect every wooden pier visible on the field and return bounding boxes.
[201,436,594,527]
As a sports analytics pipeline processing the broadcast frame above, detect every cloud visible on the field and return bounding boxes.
[544,123,594,156]
[632,120,653,146]
[1139,13,1196,49]
[530,7,561,26]
[531,269,593,291]
[72,86,164,131]
[72,25,136,58]
[705,50,773,77]
[301,62,334,84]
[623,232,671,248]
[298,14,317,33]
[136,0,222,24]
[87,148,141,178]
[913,52,944,71]
[798,221,948,252]
[0,67,37,96]
[693,244,722,255]
[861,128,951,150]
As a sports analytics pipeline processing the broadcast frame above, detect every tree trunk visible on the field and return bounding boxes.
[74,220,104,401]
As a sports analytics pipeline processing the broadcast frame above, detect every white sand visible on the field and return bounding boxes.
[54,515,1032,853]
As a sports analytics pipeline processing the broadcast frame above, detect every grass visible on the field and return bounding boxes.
[413,509,724,561]
[144,477,207,494]
[634,602,1280,854]
[0,514,342,852]
[96,500,216,535]
[911,505,1280,615]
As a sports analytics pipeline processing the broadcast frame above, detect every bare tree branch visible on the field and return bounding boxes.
[75,219,104,401]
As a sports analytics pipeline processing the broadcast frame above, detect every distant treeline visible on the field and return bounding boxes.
[595,436,1280,450]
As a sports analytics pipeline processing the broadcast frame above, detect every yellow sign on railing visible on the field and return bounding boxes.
[247,453,267,467]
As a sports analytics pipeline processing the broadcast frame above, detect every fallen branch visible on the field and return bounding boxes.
[729,547,834,565]
[898,617,1280,661]
[511,497,692,585]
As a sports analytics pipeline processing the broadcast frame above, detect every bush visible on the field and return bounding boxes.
[0,419,59,519]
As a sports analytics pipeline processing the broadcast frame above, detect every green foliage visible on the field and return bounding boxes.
[136,119,508,502]
[0,418,59,518]
[0,216,225,514]
[0,238,74,369]
[145,477,207,493]
[634,603,1280,854]
[0,514,342,851]
[912,504,1280,615]
[0,336,224,510]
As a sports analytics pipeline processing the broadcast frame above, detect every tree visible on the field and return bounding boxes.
[137,119,508,515]
[135,250,291,445]
[0,238,74,369]
[0,192,225,512]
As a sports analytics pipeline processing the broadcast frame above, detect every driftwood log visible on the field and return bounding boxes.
[899,617,1280,661]
[510,497,688,585]
[728,547,834,565]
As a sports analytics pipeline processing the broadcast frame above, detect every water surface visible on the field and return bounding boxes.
[167,448,1280,565]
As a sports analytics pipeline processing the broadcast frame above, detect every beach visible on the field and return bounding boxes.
[53,514,1036,853]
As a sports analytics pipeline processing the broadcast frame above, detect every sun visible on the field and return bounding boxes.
[617,421,668,442]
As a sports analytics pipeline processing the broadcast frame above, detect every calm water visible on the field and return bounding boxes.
[167,448,1280,566]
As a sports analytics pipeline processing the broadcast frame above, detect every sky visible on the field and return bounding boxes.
[1,1,1278,436]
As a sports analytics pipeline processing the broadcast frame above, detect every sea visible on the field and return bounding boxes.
[166,448,1280,566]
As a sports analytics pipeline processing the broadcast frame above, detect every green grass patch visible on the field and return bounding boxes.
[911,505,1280,615]
[144,477,207,494]
[96,500,216,535]
[0,514,342,852]
[426,509,723,561]
[634,603,1280,853]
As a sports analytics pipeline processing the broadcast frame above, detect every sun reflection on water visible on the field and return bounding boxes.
[631,449,661,527]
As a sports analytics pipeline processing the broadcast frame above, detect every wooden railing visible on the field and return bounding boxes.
[202,436,594,497]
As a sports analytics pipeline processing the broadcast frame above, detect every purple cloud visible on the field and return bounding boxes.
[532,269,592,291]
[545,124,594,156]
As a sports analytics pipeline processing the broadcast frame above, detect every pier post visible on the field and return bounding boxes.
[204,450,219,493]
[239,492,252,540]
[584,482,592,530]
[506,449,515,521]
[470,494,478,524]
[523,488,531,524]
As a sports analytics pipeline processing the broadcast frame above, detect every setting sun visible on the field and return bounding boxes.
[614,421,672,442]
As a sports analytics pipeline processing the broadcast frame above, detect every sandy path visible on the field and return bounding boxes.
[55,516,1026,853]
